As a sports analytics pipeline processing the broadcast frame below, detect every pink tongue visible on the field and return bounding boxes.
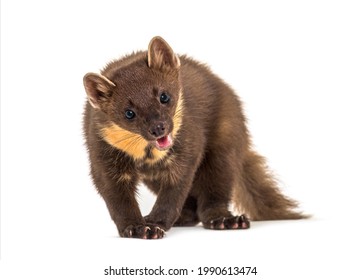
[156,135,172,149]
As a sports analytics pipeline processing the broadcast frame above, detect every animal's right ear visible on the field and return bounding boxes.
[83,73,116,109]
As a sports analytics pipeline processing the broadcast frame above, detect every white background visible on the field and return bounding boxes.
[1,0,361,279]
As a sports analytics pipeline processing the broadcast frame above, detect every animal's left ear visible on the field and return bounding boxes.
[148,36,180,71]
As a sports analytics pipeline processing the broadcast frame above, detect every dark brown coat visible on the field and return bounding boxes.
[83,36,306,239]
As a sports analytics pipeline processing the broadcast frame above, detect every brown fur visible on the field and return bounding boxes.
[83,36,306,239]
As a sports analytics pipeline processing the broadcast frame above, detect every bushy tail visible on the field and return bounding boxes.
[233,151,307,220]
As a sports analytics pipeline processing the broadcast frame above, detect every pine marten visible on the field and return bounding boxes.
[83,36,306,239]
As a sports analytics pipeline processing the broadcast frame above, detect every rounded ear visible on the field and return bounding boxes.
[83,73,116,109]
[148,36,180,71]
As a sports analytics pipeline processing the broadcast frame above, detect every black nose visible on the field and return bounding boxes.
[149,122,166,138]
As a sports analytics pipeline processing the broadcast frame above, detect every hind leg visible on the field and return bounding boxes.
[173,196,200,226]
[194,150,250,230]
[198,195,250,230]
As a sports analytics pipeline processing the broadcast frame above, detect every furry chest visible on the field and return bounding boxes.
[137,156,183,187]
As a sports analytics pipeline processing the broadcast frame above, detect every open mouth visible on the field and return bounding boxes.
[154,134,173,150]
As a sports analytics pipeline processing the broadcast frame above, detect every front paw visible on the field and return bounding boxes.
[144,215,173,231]
[121,224,165,239]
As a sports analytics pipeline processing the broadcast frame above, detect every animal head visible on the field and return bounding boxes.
[83,37,183,161]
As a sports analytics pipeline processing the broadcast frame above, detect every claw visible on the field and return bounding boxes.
[155,226,163,233]
[219,217,225,229]
[154,227,165,238]
[232,219,239,229]
[239,214,250,229]
[209,220,214,229]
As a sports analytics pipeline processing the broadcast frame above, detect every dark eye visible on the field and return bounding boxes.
[125,110,135,119]
[160,92,171,104]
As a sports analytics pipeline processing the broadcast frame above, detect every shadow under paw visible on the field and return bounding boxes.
[203,214,250,230]
[122,224,165,239]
